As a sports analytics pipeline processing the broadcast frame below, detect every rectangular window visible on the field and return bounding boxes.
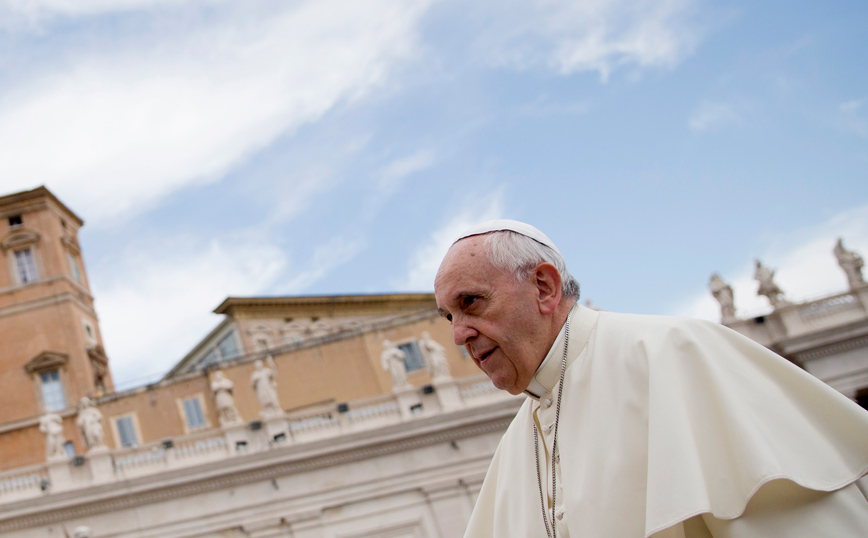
[67,252,81,281]
[40,370,66,411]
[398,341,426,372]
[14,248,38,283]
[82,320,96,344]
[217,332,239,360]
[8,215,22,227]
[116,416,138,448]
[182,397,206,430]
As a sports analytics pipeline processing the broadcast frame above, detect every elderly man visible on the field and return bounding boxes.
[434,219,868,538]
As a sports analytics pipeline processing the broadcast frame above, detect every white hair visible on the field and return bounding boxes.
[481,230,580,300]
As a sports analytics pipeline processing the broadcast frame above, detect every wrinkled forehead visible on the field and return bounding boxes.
[435,236,498,291]
[437,235,486,272]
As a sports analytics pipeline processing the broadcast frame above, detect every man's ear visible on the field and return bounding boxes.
[532,263,562,315]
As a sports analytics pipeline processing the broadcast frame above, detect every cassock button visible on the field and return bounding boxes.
[556,509,565,521]
[543,397,553,408]
[542,424,553,434]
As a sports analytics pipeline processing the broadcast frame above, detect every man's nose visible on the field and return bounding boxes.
[452,319,478,346]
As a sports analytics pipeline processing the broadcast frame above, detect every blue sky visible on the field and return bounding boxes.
[1,0,866,389]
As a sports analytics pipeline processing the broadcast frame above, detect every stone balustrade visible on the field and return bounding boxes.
[0,464,48,502]
[0,374,516,505]
[728,285,868,344]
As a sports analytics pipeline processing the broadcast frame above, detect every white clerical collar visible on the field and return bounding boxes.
[524,304,598,399]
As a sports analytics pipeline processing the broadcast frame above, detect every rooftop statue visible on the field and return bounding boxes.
[76,397,106,451]
[39,407,67,461]
[754,260,789,308]
[708,273,736,323]
[420,332,451,380]
[381,340,410,391]
[211,371,241,426]
[834,238,865,290]
[250,357,282,417]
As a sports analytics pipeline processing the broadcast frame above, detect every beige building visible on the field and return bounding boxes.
[0,187,111,471]
[0,186,866,537]
[0,186,521,537]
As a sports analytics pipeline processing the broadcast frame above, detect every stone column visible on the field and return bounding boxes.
[395,386,423,421]
[86,447,114,484]
[46,456,73,492]
[224,422,252,453]
[264,415,291,445]
[433,378,463,413]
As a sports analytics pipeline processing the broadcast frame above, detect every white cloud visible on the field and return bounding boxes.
[519,95,590,117]
[394,190,505,291]
[92,235,288,388]
[276,236,365,294]
[377,149,436,194]
[673,205,868,322]
[0,0,430,225]
[839,97,867,137]
[470,0,701,81]
[688,101,741,132]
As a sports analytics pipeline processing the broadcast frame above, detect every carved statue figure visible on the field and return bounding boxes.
[250,358,281,417]
[76,397,106,451]
[708,273,736,323]
[420,332,451,380]
[834,238,865,289]
[754,260,788,307]
[381,340,409,390]
[72,526,94,538]
[39,407,67,460]
[210,371,241,426]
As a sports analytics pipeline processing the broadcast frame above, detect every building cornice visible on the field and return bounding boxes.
[0,399,522,533]
[0,284,96,320]
[214,293,436,319]
[166,305,441,380]
[0,186,84,227]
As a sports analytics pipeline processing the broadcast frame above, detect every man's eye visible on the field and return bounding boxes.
[446,313,453,323]
[461,296,479,309]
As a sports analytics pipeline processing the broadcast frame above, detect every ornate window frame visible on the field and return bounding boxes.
[2,228,41,286]
[24,351,70,412]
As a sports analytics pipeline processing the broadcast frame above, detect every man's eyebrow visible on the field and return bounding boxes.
[437,308,450,319]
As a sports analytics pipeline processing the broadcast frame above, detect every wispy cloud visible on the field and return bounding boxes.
[688,101,741,132]
[838,97,867,137]
[394,189,505,291]
[377,149,436,194]
[276,236,365,294]
[673,205,868,321]
[92,235,288,386]
[0,0,431,225]
[519,95,590,117]
[470,0,701,81]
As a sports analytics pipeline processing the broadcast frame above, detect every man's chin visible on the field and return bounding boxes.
[487,374,524,395]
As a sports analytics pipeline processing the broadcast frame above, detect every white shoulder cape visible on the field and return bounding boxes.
[464,307,868,537]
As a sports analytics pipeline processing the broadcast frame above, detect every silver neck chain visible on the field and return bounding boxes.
[533,313,570,538]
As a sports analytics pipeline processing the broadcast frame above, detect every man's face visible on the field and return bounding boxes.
[434,236,549,395]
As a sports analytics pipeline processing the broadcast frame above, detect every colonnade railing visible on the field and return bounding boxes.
[0,374,514,504]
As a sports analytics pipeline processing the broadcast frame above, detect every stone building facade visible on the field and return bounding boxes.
[0,186,518,537]
[0,187,111,470]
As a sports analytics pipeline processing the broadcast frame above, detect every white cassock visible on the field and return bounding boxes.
[464,305,868,538]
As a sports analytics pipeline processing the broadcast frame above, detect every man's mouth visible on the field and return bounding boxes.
[476,348,496,363]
